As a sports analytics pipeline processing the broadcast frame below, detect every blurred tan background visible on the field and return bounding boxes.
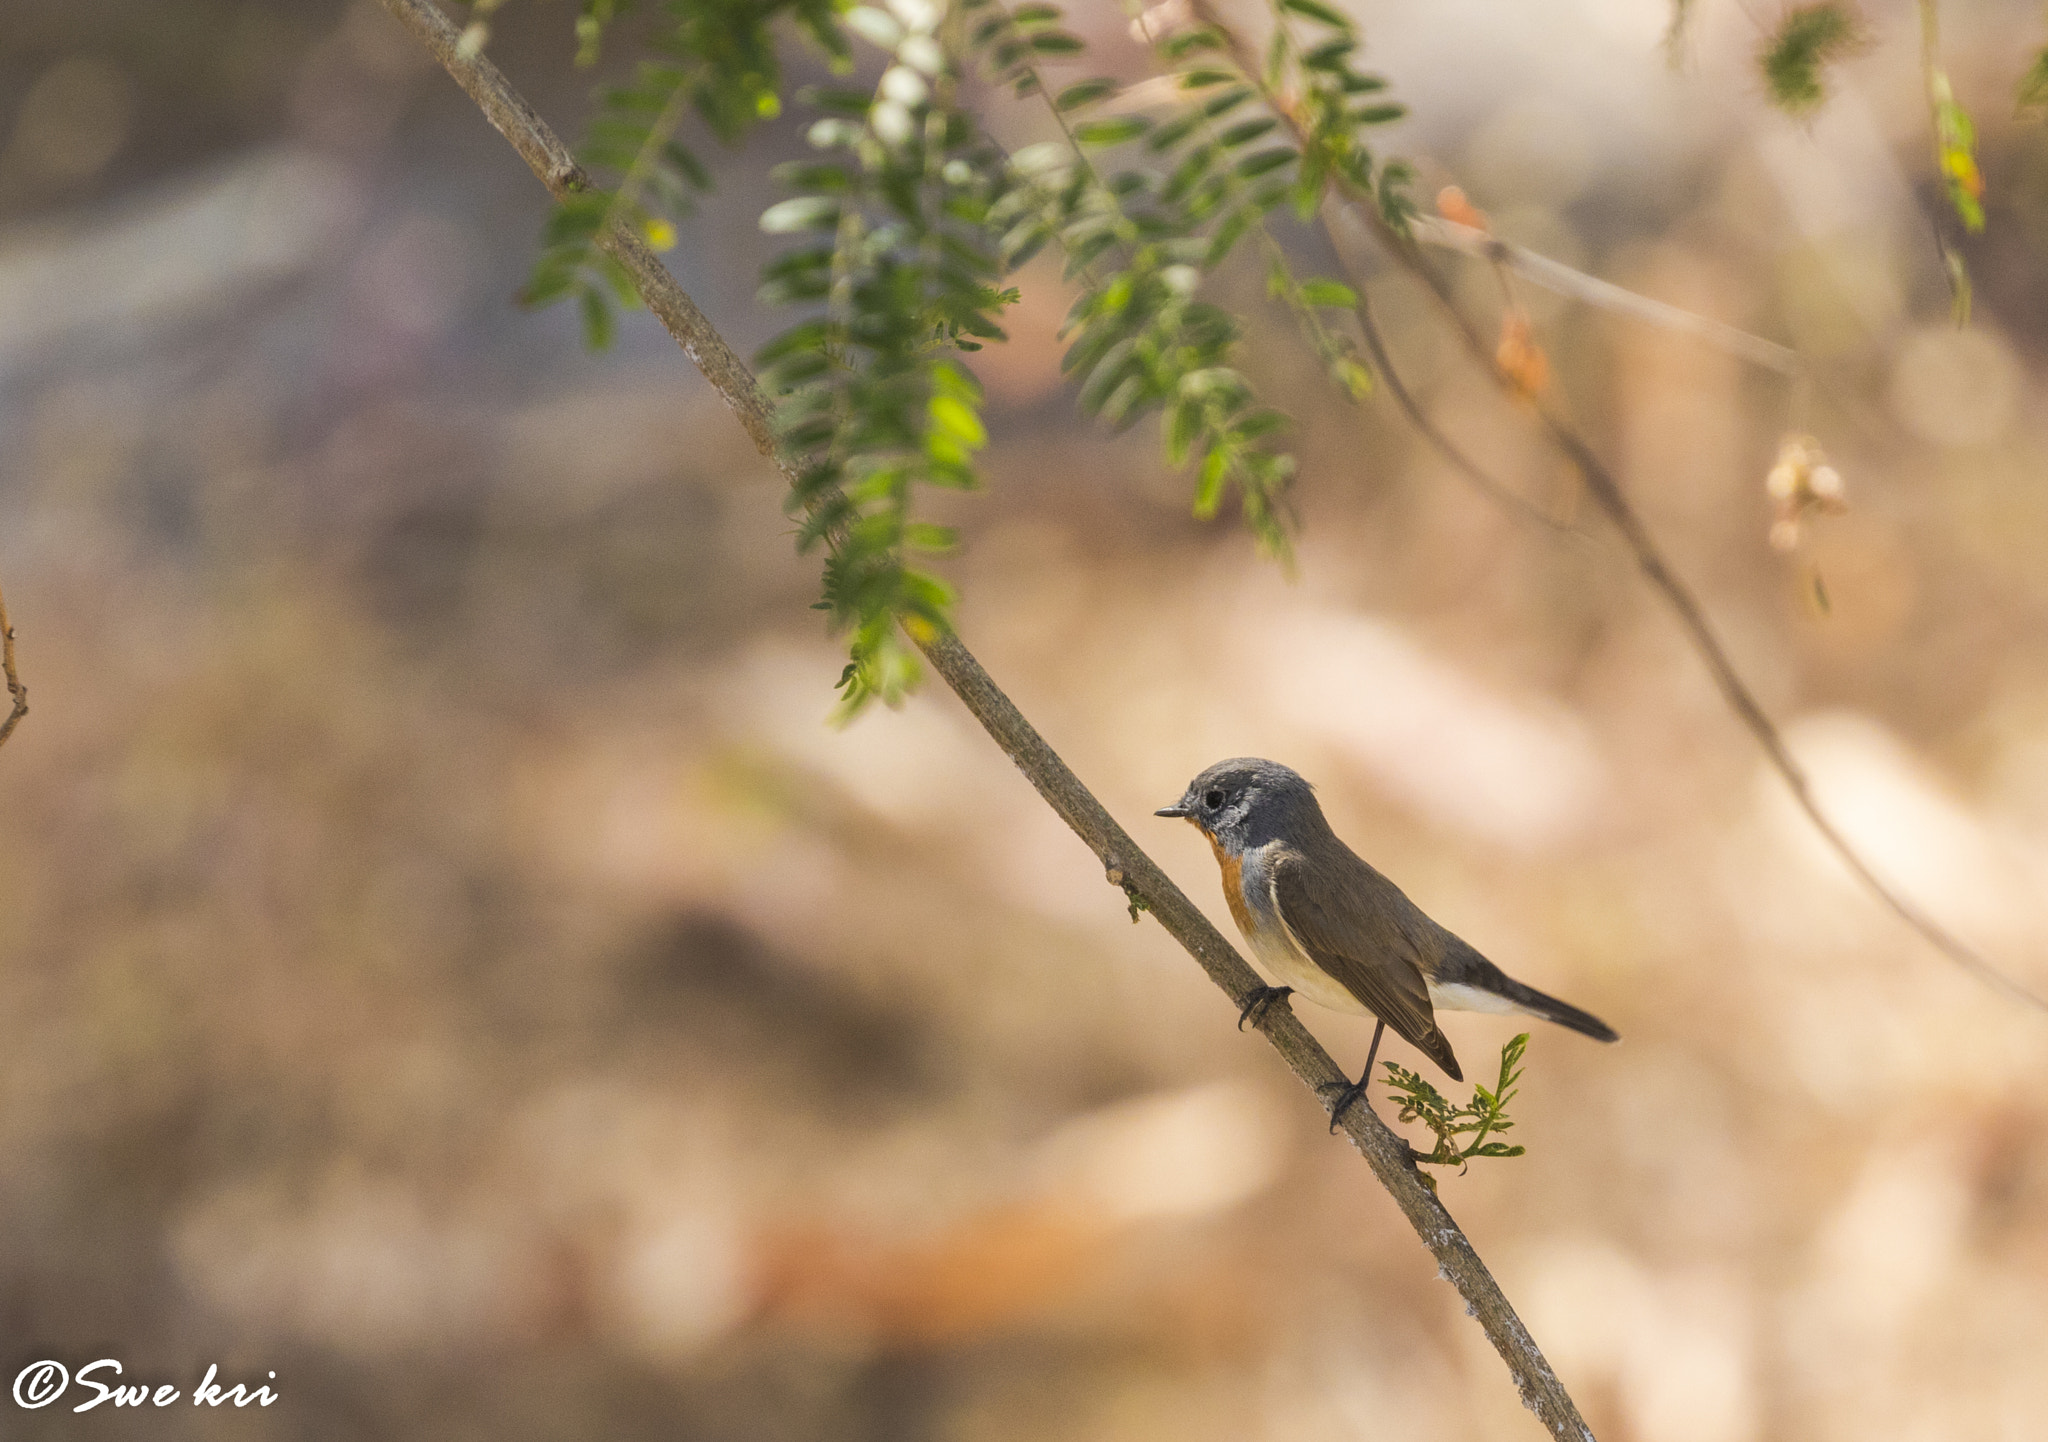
[4,0,2048,1437]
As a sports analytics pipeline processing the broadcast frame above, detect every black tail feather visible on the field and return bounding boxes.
[1500,977,1620,1043]
[1439,937,1620,1043]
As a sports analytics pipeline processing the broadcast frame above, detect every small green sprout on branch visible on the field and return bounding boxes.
[1382,1032,1529,1191]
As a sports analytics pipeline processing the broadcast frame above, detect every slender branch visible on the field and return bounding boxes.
[0,575,25,750]
[1411,215,1804,376]
[370,0,1597,1433]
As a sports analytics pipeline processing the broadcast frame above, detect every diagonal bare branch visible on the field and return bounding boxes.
[370,0,1598,1433]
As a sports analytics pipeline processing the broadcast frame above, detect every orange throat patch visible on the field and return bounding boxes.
[1206,832,1255,940]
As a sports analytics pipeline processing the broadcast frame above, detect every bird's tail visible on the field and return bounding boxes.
[1436,937,1621,1043]
[1493,974,1619,1043]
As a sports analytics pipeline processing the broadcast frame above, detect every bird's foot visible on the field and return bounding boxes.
[1236,985,1294,1031]
[1325,1074,1374,1133]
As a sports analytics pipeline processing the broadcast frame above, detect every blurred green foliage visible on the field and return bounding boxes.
[1758,2,1867,116]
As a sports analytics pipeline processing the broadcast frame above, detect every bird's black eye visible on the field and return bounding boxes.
[1203,789,1225,809]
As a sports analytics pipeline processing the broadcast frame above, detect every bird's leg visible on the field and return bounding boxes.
[1236,985,1294,1031]
[1327,1019,1387,1133]
[1362,1016,1386,1081]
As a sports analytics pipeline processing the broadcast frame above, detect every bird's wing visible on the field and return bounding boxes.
[1270,848,1463,1081]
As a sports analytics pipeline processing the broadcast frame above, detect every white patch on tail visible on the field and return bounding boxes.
[1427,980,1527,1017]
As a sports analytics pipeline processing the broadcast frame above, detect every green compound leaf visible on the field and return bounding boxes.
[755,85,1015,715]
[1382,1033,1533,1188]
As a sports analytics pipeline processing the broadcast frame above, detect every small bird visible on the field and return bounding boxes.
[1158,758,1617,1125]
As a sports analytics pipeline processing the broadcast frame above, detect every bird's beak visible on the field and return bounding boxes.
[1154,803,1190,818]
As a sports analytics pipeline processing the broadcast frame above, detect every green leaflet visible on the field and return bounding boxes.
[959,0,1311,559]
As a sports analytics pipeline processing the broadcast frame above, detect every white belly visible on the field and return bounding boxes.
[1241,914,1372,1016]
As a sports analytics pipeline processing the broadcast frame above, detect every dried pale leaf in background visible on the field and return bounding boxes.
[1766,432,1847,552]
[1495,311,1550,400]
[1436,184,1489,232]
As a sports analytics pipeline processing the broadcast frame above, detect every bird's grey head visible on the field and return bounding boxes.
[1155,757,1325,851]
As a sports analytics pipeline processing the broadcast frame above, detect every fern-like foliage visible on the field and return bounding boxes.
[1267,0,1406,213]
[1382,1033,1530,1191]
[756,24,1017,713]
[526,0,850,347]
[1254,0,1417,383]
[536,0,1422,709]
[968,1,1308,557]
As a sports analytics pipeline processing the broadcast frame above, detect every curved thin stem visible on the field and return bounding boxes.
[1358,195,2046,1012]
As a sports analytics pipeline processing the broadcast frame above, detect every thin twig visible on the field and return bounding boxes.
[1339,182,2045,1012]
[370,0,1598,1433]
[0,575,26,750]
[1369,221,2042,1009]
[1411,216,1804,376]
